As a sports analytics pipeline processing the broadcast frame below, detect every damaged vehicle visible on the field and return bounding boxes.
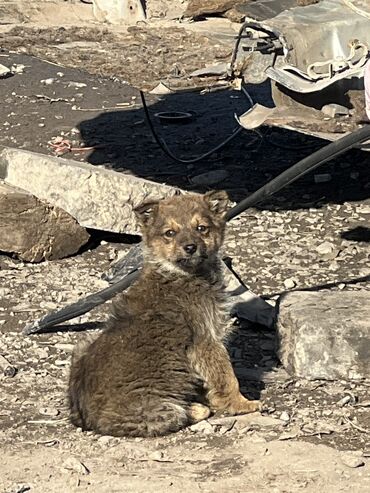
[185,0,370,143]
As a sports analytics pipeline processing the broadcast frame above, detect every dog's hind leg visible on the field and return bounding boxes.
[188,341,261,415]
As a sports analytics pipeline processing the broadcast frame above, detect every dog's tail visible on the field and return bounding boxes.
[68,335,98,429]
[93,400,191,437]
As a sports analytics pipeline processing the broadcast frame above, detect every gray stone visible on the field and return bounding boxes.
[316,241,335,255]
[0,181,89,262]
[97,435,115,445]
[283,278,296,289]
[189,420,214,434]
[340,452,365,468]
[62,456,90,475]
[38,407,59,417]
[0,63,11,78]
[321,103,350,118]
[233,414,282,430]
[279,411,290,423]
[276,291,370,380]
[224,261,275,328]
[314,173,332,183]
[208,416,237,432]
[190,170,229,186]
[316,241,339,261]
[0,147,176,235]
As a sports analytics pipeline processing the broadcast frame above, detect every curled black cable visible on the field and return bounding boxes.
[140,91,247,164]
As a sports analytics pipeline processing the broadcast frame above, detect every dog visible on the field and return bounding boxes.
[68,190,260,437]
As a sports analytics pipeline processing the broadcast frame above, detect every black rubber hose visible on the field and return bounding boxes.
[23,270,140,335]
[226,124,370,221]
[23,124,370,335]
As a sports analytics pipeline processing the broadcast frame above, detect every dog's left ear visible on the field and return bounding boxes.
[133,200,160,225]
[203,190,229,216]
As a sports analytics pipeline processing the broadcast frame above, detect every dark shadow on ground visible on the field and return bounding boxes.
[78,229,141,255]
[77,84,370,211]
[227,321,279,401]
[0,50,368,211]
[341,226,370,243]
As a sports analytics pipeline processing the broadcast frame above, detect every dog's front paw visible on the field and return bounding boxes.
[229,397,261,415]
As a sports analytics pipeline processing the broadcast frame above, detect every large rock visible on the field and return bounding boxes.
[276,291,370,380]
[0,182,89,262]
[185,0,236,18]
[0,147,176,235]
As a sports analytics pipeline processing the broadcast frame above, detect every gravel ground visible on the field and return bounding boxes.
[0,48,370,492]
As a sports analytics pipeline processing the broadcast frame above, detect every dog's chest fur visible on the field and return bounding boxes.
[112,265,228,343]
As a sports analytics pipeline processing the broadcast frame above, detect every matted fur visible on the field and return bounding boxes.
[68,191,260,437]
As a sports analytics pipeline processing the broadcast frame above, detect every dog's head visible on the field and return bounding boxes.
[134,191,229,273]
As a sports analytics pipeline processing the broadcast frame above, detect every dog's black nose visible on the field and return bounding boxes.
[184,244,197,255]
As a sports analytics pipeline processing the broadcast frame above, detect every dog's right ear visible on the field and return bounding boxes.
[133,200,160,225]
[203,190,229,217]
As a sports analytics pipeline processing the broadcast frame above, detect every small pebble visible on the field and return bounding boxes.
[39,407,59,417]
[279,411,290,423]
[340,452,364,468]
[283,278,296,289]
[40,77,56,85]
[62,456,90,475]
[314,173,332,183]
[337,395,351,407]
[98,435,114,445]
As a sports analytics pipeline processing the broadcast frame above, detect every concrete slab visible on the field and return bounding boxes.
[0,147,176,235]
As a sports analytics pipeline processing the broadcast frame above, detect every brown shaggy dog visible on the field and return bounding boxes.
[68,191,260,437]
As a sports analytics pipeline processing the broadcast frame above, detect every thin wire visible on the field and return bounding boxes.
[140,90,258,164]
[240,84,254,106]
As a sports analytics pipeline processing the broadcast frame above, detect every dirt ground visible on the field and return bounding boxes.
[1,24,370,493]
[0,0,238,93]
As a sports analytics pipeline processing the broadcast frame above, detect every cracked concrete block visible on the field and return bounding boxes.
[0,147,176,235]
[276,291,370,380]
[0,181,89,262]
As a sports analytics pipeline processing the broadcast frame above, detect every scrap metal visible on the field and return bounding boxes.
[190,0,370,142]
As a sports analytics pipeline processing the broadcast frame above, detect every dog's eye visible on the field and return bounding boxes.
[164,229,176,238]
[196,225,208,233]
